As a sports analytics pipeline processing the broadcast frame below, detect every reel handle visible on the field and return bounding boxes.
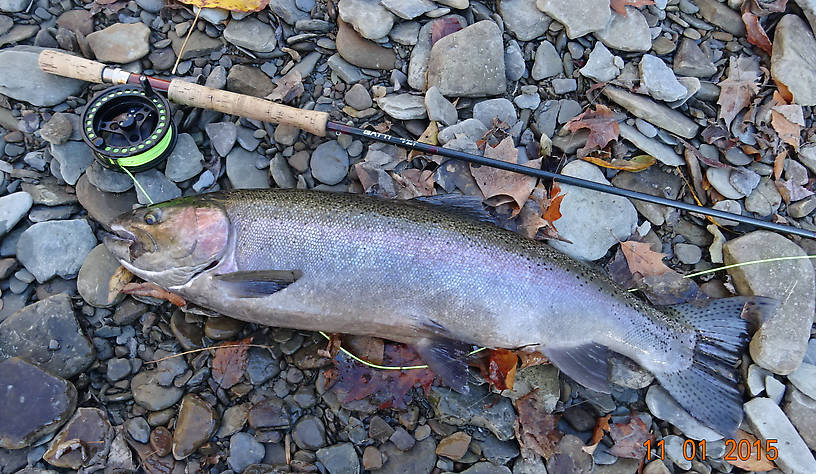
[168,81,329,137]
[38,50,107,84]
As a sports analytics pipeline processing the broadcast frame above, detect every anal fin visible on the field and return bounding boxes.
[414,337,472,394]
[544,343,610,393]
[213,270,302,298]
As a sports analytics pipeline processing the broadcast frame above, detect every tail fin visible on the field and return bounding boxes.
[655,296,779,436]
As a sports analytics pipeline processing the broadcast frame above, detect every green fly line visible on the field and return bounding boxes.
[120,165,155,205]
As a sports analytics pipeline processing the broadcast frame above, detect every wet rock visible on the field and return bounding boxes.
[43,407,113,469]
[292,415,326,450]
[164,133,204,182]
[784,387,816,450]
[427,20,506,97]
[0,47,84,106]
[227,148,269,189]
[377,94,427,120]
[131,370,184,411]
[271,156,297,189]
[50,140,94,185]
[771,15,816,106]
[86,162,134,193]
[345,83,372,110]
[310,141,349,185]
[17,219,96,283]
[531,41,563,80]
[126,417,150,443]
[694,0,745,36]
[645,385,723,441]
[603,86,699,138]
[227,65,276,97]
[87,23,150,63]
[379,437,437,474]
[723,231,814,374]
[673,38,717,77]
[217,403,250,438]
[150,426,173,456]
[317,442,360,474]
[639,54,687,102]
[132,169,182,204]
[499,0,551,41]
[745,397,816,473]
[336,19,396,70]
[580,42,622,82]
[76,175,139,230]
[596,7,651,52]
[436,431,471,460]
[0,192,31,238]
[78,244,124,308]
[107,357,131,382]
[429,385,516,441]
[536,0,611,38]
[172,394,218,460]
[247,347,281,384]
[224,17,276,52]
[204,316,243,340]
[425,86,457,126]
[227,432,265,471]
[549,161,637,261]
[338,0,395,40]
[0,357,77,449]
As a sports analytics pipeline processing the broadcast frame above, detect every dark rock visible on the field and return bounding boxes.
[317,442,360,474]
[379,437,436,474]
[228,432,265,471]
[76,175,139,230]
[428,385,516,441]
[43,407,113,469]
[172,394,218,460]
[292,415,326,450]
[227,65,277,97]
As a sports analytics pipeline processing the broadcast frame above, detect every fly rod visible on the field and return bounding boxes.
[38,50,816,239]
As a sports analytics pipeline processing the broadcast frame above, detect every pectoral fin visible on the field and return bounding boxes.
[414,337,473,394]
[545,343,610,393]
[214,270,302,298]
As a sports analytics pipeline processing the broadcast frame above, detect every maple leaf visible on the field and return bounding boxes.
[514,390,563,460]
[771,104,804,150]
[610,0,655,15]
[484,348,518,391]
[607,414,652,459]
[564,105,620,158]
[620,241,671,278]
[726,430,777,472]
[212,336,253,389]
[470,137,541,215]
[742,12,773,55]
[718,55,761,128]
[121,282,186,307]
[179,0,269,12]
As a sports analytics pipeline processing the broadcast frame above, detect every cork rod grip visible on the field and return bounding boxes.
[38,50,106,84]
[168,80,329,137]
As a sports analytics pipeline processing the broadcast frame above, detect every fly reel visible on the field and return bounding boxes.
[81,79,176,172]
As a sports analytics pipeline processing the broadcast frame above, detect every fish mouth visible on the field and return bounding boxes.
[103,225,148,263]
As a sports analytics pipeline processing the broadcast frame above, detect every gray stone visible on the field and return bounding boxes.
[744,177,782,216]
[694,0,745,36]
[125,417,150,443]
[206,122,238,157]
[344,83,372,110]
[504,40,526,82]
[39,113,73,145]
[381,0,435,19]
[76,175,138,230]
[390,21,420,45]
[226,149,269,189]
[619,124,684,166]
[87,23,150,63]
[612,166,682,226]
[790,195,816,218]
[335,18,397,70]
[50,141,95,186]
[205,65,227,89]
[274,124,299,147]
[461,462,511,474]
[744,397,816,473]
[0,47,84,106]
[164,133,203,182]
[223,17,276,52]
[473,98,517,128]
[227,65,276,97]
[579,42,621,83]
[675,243,702,264]
[131,370,184,411]
[310,141,349,185]
[552,79,577,95]
[78,244,125,308]
[765,375,786,404]
[327,54,365,83]
[377,94,427,120]
[17,219,96,283]
[227,432,265,472]
[271,155,296,189]
[317,443,360,474]
[515,90,541,110]
[645,385,723,441]
[729,167,760,197]
[407,16,466,91]
[536,0,611,38]
[596,7,651,52]
[549,161,638,261]
[438,119,488,145]
[546,435,593,473]
[378,437,436,474]
[429,385,516,441]
[705,167,744,199]
[788,362,816,400]
[132,169,181,204]
[0,0,27,12]
[498,0,551,41]
[784,387,816,450]
[268,0,310,24]
[673,38,717,77]
[502,364,560,409]
[0,294,94,378]
[531,41,562,80]
[427,20,506,97]
[425,86,457,126]
[603,86,699,138]
[86,162,134,193]
[338,0,395,40]
[293,415,326,450]
[639,54,687,102]
[0,192,31,238]
[771,15,816,106]
[724,231,815,374]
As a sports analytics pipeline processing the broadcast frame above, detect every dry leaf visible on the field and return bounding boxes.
[582,154,656,172]
[582,414,612,455]
[542,183,565,230]
[610,0,655,15]
[564,105,620,158]
[725,430,776,472]
[771,104,804,150]
[773,150,787,181]
[396,168,435,198]
[485,348,518,391]
[775,179,815,204]
[266,70,303,104]
[121,282,186,307]
[607,414,652,459]
[515,390,563,460]
[341,335,384,365]
[108,266,134,304]
[516,350,549,369]
[179,0,269,12]
[620,241,671,277]
[718,55,761,128]
[409,121,438,160]
[431,17,462,45]
[747,0,788,16]
[318,333,342,359]
[470,137,540,214]
[211,336,253,389]
[373,121,392,133]
[742,12,773,55]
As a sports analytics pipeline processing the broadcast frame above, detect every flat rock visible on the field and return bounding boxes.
[227,432,265,472]
[580,42,622,82]
[86,161,134,193]
[390,21,420,45]
[639,54,687,102]
[694,0,745,36]
[723,231,815,374]
[76,175,139,230]
[345,83,372,110]
[603,86,699,138]
[338,0,395,40]
[428,385,516,441]
[0,192,32,238]
[536,0,611,38]
[17,219,96,283]
[646,385,722,441]
[618,123,684,166]
[292,415,326,450]
[596,7,651,52]
[504,40,526,82]
[473,98,517,128]
[498,0,551,41]
[87,23,150,63]
[744,397,816,473]
[427,20,506,97]
[673,38,717,77]
[425,86,457,126]
[407,16,466,90]
[336,18,396,70]
[744,177,782,216]
[784,387,816,450]
[381,0,435,19]
[132,169,181,204]
[169,30,222,60]
[316,442,360,474]
[438,118,488,145]
[227,65,276,97]
[531,41,562,80]
[268,0,310,24]
[0,294,94,378]
[78,244,124,308]
[310,141,349,185]
[548,161,637,261]
[377,94,427,120]
[789,362,816,400]
[50,140,94,185]
[771,14,816,106]
[164,133,204,182]
[327,54,365,83]
[226,148,269,189]
[0,0,27,12]
[39,112,73,145]
[172,394,218,460]
[206,122,238,157]
[131,370,184,411]
[611,165,682,225]
[43,407,112,470]
[0,357,77,449]
[547,435,593,473]
[223,17,276,52]
[379,437,437,474]
[0,46,84,106]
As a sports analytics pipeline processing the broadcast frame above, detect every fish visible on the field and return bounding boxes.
[103,189,777,436]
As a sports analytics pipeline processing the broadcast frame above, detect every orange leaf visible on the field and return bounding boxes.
[610,0,655,15]
[121,282,186,307]
[726,430,776,472]
[485,348,518,391]
[773,149,787,181]
[516,350,550,369]
[471,137,541,214]
[742,12,773,55]
[178,0,269,12]
[564,105,620,158]
[542,183,565,229]
[211,336,253,389]
[582,154,656,172]
[771,105,804,151]
[620,241,671,277]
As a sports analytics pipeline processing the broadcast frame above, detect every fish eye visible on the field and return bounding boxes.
[144,211,159,225]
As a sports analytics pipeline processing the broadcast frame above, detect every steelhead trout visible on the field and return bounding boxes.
[103,189,777,435]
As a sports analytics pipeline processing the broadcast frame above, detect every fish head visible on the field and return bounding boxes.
[104,196,230,288]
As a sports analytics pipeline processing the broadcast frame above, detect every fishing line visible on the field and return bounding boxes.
[120,166,155,205]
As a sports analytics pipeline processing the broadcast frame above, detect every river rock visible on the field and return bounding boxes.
[771,15,816,106]
[580,42,622,82]
[548,161,637,261]
[789,362,816,400]
[381,0,434,19]
[223,16,276,52]
[694,0,745,36]
[744,397,816,473]
[268,0,310,24]
[596,7,651,52]
[227,65,276,97]
[132,169,181,204]
[744,177,782,216]
[226,148,269,189]
[0,0,27,12]
[427,20,506,97]
[39,112,73,145]
[723,231,815,374]
[0,192,31,238]
[498,0,551,41]
[336,18,396,70]
[603,86,699,138]
[673,38,717,77]
[377,94,427,120]
[531,41,562,80]
[504,40,526,82]
[43,407,113,469]
[316,442,360,474]
[611,166,682,225]
[169,30,222,60]
[227,432,265,472]
[429,385,516,441]
[50,140,94,185]
[407,16,466,91]
[338,0,395,40]
[17,219,96,283]
[172,394,218,460]
[0,294,94,378]
[292,415,326,450]
[473,98,517,128]
[619,123,684,166]
[639,54,687,102]
[86,162,134,193]
[438,118,488,145]
[536,0,611,38]
[645,385,722,440]
[425,86,457,126]
[78,244,124,308]
[784,387,816,450]
[131,370,184,411]
[0,357,77,449]
[87,23,150,63]
[164,133,204,182]
[310,140,349,185]
[0,46,84,106]
[379,437,437,474]
[76,175,139,230]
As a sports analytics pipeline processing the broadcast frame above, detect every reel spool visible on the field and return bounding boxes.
[81,79,176,172]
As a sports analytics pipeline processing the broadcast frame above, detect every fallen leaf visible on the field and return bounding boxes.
[771,104,804,150]
[121,282,186,307]
[610,0,655,15]
[564,105,620,158]
[211,336,253,389]
[516,350,550,369]
[726,430,776,472]
[582,154,656,172]
[266,70,303,104]
[396,168,435,198]
[372,120,392,133]
[718,55,761,128]
[355,163,397,197]
[178,0,269,12]
[582,414,612,455]
[484,348,518,391]
[431,17,462,45]
[747,0,788,16]
[409,121,438,160]
[108,266,134,304]
[542,182,565,230]
[773,150,787,181]
[607,414,652,459]
[514,390,563,460]
[775,179,815,204]
[318,333,342,359]
[341,335,384,365]
[620,241,671,278]
[470,136,541,214]
[742,12,773,55]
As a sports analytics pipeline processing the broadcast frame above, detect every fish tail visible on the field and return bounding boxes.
[655,296,779,436]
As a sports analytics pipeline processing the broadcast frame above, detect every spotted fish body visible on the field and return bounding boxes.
[105,189,777,436]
